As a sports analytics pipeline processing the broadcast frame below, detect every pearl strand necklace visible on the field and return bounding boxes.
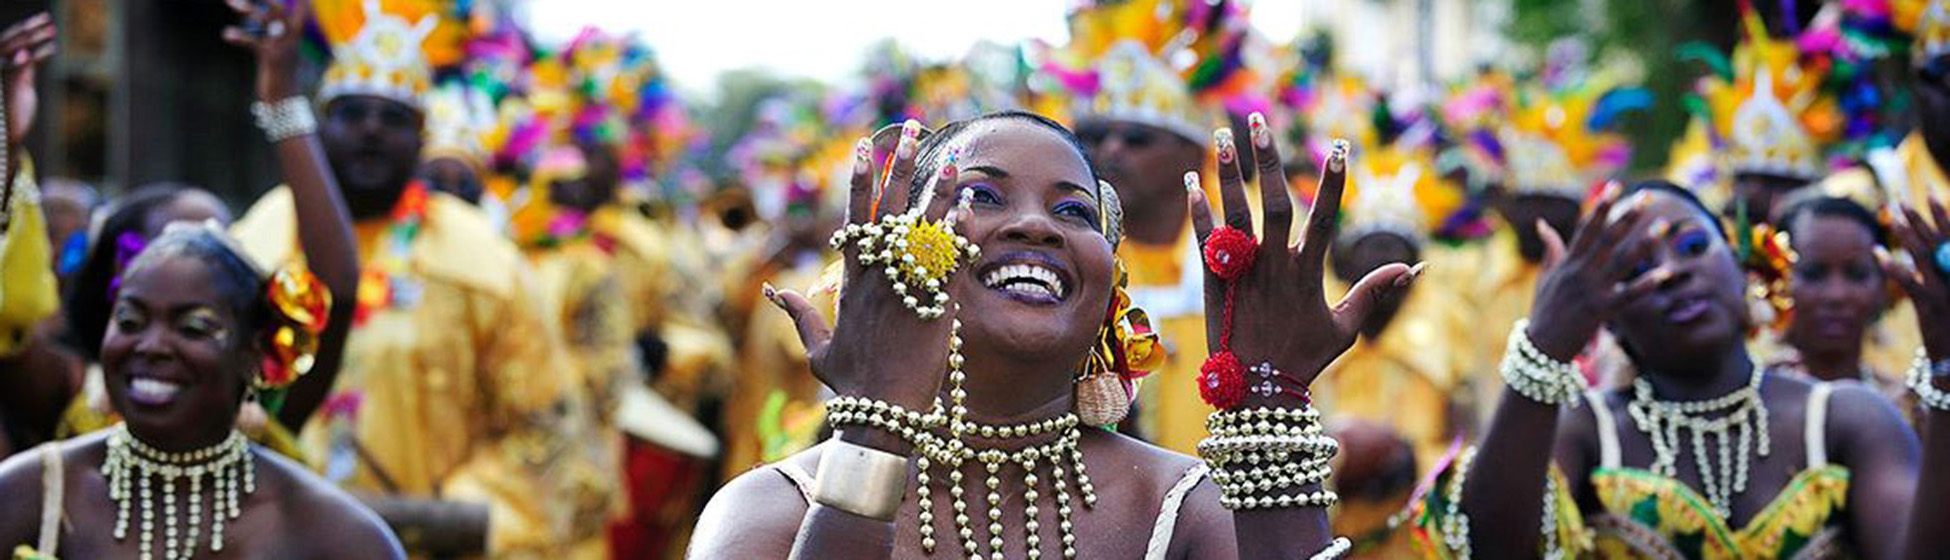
[920,320,1095,560]
[1625,366,1769,517]
[105,424,254,560]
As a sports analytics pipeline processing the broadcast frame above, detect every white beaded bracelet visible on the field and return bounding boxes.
[1907,348,1950,411]
[250,97,317,143]
[1309,536,1353,560]
[1501,319,1586,406]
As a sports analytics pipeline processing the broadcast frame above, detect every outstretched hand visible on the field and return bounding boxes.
[221,0,308,101]
[1,12,55,147]
[1188,113,1421,399]
[1524,184,1669,361]
[770,121,969,414]
[1883,200,1950,361]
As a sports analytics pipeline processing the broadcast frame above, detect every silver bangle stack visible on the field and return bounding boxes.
[249,97,317,143]
[1906,347,1950,411]
[1196,406,1341,510]
[1500,319,1587,407]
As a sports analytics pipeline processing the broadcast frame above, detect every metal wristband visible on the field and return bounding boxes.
[250,96,317,143]
[812,440,910,520]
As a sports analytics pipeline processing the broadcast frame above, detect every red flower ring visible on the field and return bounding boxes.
[1198,351,1247,410]
[1202,226,1258,280]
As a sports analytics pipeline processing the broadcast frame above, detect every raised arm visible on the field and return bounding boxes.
[0,13,70,447]
[1458,186,1663,557]
[1886,201,1950,559]
[221,0,359,432]
[1184,115,1417,559]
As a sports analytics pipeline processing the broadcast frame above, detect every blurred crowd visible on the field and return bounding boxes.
[4,0,1950,557]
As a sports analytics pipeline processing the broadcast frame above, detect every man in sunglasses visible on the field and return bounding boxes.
[1064,42,1216,455]
[228,2,573,556]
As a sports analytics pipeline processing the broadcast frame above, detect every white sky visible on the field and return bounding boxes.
[524,0,1312,92]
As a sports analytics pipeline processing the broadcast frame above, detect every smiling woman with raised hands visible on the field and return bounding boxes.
[689,110,1418,559]
[1409,179,1950,559]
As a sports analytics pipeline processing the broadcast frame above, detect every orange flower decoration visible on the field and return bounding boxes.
[260,262,333,389]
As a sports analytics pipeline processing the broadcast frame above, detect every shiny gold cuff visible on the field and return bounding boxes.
[813,441,909,520]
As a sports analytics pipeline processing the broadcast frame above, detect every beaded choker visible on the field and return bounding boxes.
[104,424,256,560]
[1625,366,1770,517]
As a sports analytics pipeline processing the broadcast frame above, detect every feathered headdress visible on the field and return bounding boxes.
[1697,3,1843,180]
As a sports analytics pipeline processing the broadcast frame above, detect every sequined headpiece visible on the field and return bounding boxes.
[1699,8,1840,180]
[316,0,439,109]
[1340,146,1462,245]
[422,82,494,173]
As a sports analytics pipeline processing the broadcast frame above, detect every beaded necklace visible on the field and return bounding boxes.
[1625,366,1770,517]
[826,320,1097,559]
[103,424,255,560]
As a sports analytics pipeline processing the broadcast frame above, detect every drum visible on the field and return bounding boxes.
[608,382,717,559]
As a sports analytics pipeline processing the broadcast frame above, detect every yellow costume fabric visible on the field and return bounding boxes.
[0,160,56,358]
[1317,262,1473,473]
[232,187,571,556]
[719,253,834,480]
[1456,228,1540,427]
[1120,230,1209,455]
[523,228,638,557]
[1411,385,1853,559]
[641,213,736,414]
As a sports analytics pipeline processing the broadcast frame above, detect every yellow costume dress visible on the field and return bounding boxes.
[1121,230,1210,455]
[1410,384,1853,558]
[717,250,836,480]
[232,185,572,556]
[0,160,55,359]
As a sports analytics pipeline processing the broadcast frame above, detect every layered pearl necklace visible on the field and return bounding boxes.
[104,424,256,560]
[1625,366,1769,517]
[826,320,1097,559]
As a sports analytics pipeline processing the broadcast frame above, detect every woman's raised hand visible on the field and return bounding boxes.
[771,121,968,416]
[1,12,55,148]
[1524,185,1667,361]
[1885,200,1950,361]
[1187,113,1419,398]
[221,0,307,102]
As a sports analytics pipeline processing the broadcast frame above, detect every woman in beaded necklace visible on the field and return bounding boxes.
[0,2,401,558]
[1412,180,1950,558]
[692,109,1421,559]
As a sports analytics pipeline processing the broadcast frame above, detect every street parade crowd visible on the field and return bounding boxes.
[7,0,1950,558]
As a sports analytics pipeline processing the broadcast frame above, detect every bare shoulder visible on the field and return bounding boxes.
[1820,379,1918,461]
[256,449,405,559]
[689,446,820,559]
[0,434,105,547]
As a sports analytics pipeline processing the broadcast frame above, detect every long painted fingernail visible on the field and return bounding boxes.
[1601,180,1623,201]
[1184,171,1201,193]
[853,138,872,174]
[898,119,922,158]
[1650,218,1673,239]
[1215,128,1235,164]
[938,157,958,181]
[1249,112,1271,149]
[761,282,781,307]
[1874,246,1892,264]
[1329,139,1349,173]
